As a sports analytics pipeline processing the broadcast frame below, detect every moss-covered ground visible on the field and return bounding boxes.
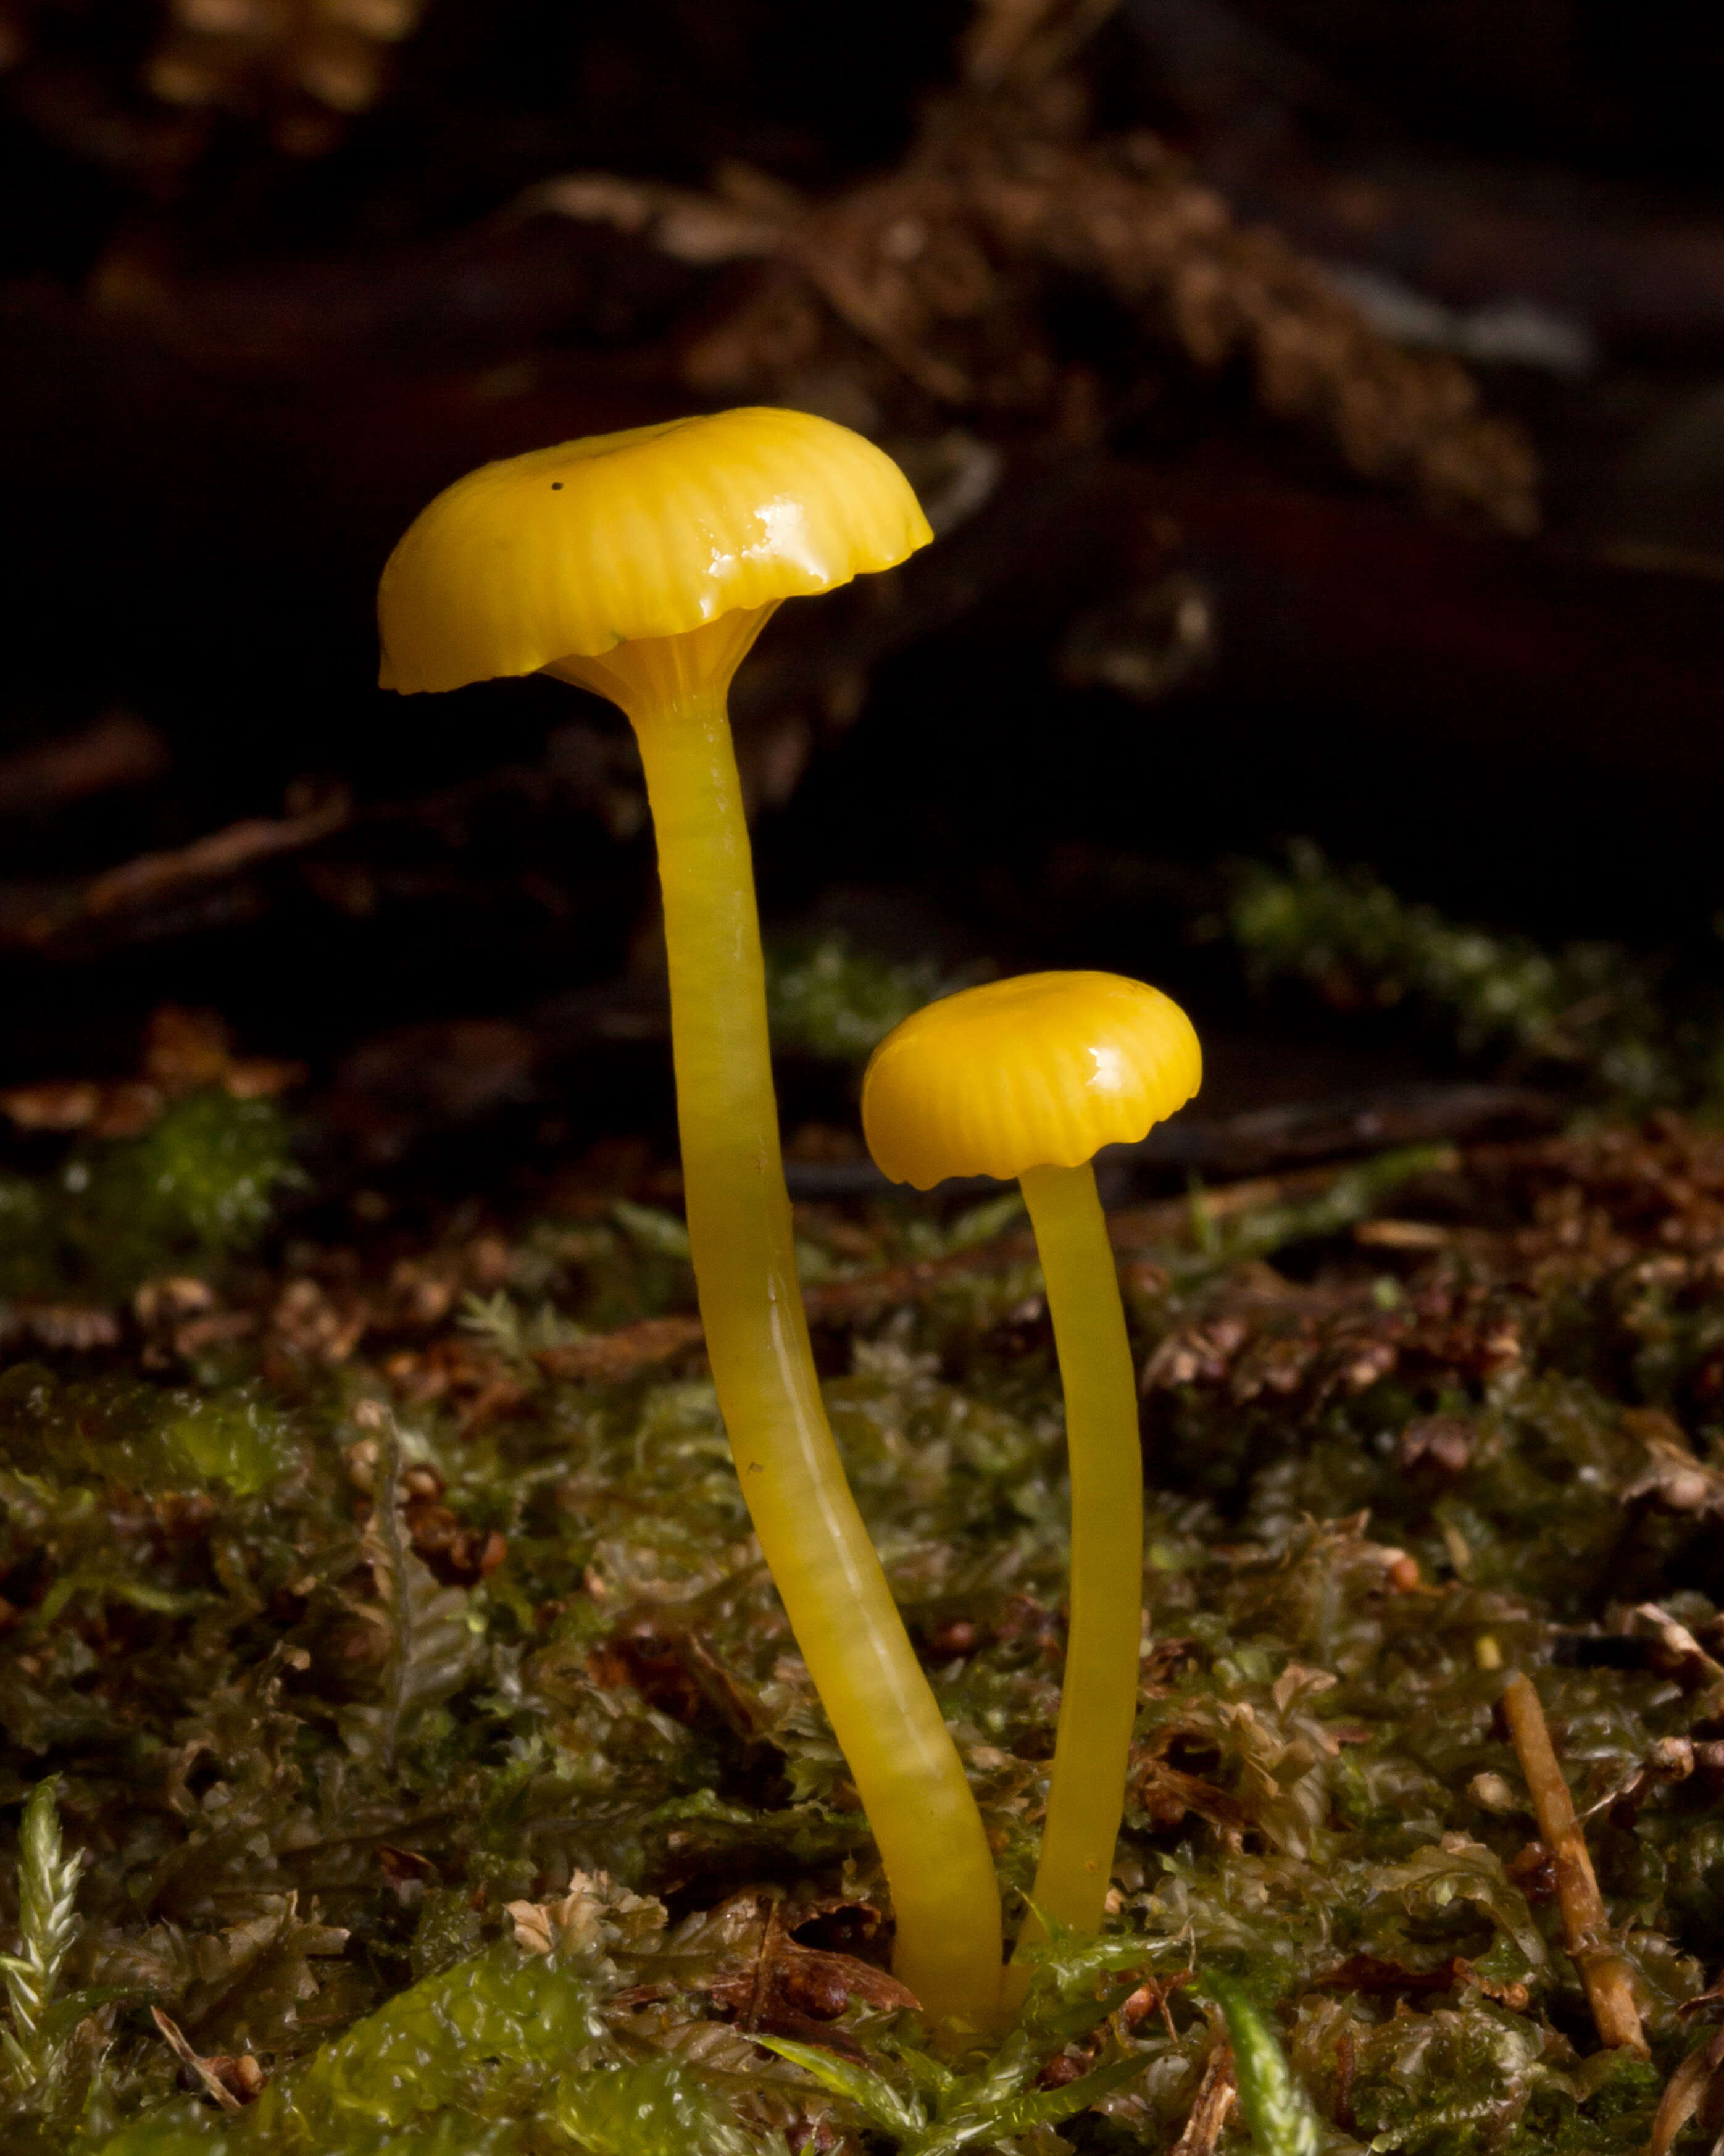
[7,878,1724,2152]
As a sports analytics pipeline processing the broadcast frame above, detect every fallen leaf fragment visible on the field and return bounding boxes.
[151,2006,265,2110]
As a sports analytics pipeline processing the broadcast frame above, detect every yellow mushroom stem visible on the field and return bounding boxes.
[1006,1159,1143,1989]
[552,618,1002,2036]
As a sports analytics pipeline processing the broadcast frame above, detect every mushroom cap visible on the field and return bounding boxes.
[862,971,1202,1190]
[378,407,932,694]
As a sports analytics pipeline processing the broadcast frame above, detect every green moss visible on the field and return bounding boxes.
[0,1113,1720,2150]
[1208,1976,1321,2156]
[554,2060,762,2156]
[1228,842,1688,1106]
[0,1091,300,1303]
[765,934,969,1064]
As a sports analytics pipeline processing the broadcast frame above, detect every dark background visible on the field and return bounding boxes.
[1,0,1722,1150]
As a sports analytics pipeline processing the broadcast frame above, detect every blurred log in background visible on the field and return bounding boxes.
[1,0,1722,1170]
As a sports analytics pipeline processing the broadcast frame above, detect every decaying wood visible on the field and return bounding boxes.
[1499,1671,1647,2055]
[528,91,1536,532]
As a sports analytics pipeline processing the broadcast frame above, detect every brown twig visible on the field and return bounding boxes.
[1499,1672,1647,2055]
[85,791,349,917]
[536,1313,705,1385]
[0,712,167,818]
[527,66,1536,532]
[1170,2033,1236,2156]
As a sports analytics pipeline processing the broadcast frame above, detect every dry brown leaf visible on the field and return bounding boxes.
[1170,2031,1236,2156]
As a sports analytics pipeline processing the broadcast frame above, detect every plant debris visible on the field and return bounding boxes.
[0,1009,299,1310]
[528,22,1537,535]
[0,994,1721,2151]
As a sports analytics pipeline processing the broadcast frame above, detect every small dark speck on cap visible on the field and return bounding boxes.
[551,482,563,491]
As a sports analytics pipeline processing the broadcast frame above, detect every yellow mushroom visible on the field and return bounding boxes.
[377,407,1002,2036]
[862,971,1201,1973]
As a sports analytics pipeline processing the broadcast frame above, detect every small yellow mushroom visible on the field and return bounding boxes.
[863,971,1201,1972]
[377,408,1002,2036]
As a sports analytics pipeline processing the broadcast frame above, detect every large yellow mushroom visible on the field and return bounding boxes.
[863,971,1201,1976]
[377,409,1002,2036]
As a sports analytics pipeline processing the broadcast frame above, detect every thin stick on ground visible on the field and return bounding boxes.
[1170,2033,1236,2156]
[1500,1671,1647,2055]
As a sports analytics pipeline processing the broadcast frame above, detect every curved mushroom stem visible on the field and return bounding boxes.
[553,621,1002,2038]
[1008,1159,1143,1989]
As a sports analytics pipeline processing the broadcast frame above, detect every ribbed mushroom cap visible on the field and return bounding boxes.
[862,971,1202,1191]
[378,407,931,695]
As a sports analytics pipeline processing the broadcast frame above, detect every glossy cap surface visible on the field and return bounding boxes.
[862,971,1202,1190]
[378,407,932,693]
